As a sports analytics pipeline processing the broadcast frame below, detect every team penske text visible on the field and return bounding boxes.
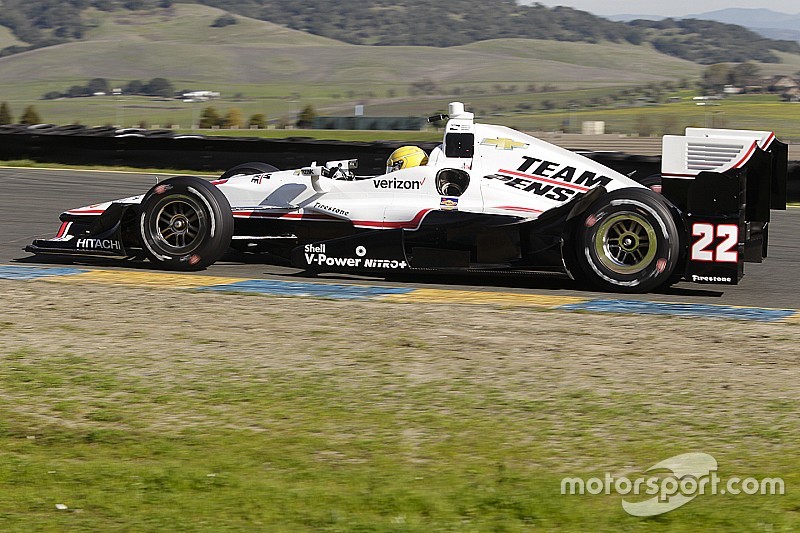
[516,156,613,188]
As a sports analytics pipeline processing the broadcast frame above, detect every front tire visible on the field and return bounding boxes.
[573,188,680,293]
[139,176,234,271]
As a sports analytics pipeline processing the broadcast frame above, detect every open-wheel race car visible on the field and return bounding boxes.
[27,102,788,293]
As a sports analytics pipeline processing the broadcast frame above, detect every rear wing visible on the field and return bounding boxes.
[662,127,787,211]
[661,128,788,285]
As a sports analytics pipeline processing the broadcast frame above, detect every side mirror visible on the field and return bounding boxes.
[299,163,330,193]
[311,174,331,193]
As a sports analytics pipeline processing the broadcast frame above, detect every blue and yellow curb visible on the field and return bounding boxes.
[1,264,798,323]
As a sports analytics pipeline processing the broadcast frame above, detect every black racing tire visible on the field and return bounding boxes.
[139,176,234,271]
[220,162,279,180]
[573,188,681,293]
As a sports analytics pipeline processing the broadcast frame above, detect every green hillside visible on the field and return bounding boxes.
[0,5,700,86]
[3,0,799,64]
[82,5,343,47]
[0,4,708,126]
[0,4,797,138]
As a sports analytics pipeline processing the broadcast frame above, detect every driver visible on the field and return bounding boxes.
[386,146,428,174]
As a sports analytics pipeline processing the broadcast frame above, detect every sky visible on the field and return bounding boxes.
[522,0,800,17]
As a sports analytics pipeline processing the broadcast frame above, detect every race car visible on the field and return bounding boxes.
[26,102,787,293]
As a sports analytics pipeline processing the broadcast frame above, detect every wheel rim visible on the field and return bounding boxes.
[153,197,205,253]
[594,212,657,275]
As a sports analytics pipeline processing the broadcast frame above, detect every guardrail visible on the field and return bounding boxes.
[0,124,797,202]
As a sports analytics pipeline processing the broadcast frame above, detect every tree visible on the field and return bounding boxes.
[93,0,115,11]
[624,29,643,45]
[212,14,237,28]
[223,107,244,129]
[0,102,13,124]
[295,104,317,129]
[20,105,41,125]
[124,79,144,94]
[199,107,221,128]
[42,91,62,100]
[142,77,175,98]
[67,85,90,98]
[702,64,731,94]
[248,113,267,129]
[87,77,110,94]
[730,62,760,87]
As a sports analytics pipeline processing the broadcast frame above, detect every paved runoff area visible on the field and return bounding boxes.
[1,264,797,323]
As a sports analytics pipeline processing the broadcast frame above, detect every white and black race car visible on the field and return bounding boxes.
[27,102,787,293]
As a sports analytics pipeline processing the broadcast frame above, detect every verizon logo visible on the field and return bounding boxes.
[373,177,425,190]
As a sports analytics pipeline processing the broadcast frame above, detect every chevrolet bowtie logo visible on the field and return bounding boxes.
[481,137,529,150]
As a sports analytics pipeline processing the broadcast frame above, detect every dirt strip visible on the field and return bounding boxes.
[2,279,798,393]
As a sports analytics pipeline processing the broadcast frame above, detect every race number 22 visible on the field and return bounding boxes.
[691,223,739,263]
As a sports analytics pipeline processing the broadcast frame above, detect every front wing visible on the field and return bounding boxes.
[26,203,133,258]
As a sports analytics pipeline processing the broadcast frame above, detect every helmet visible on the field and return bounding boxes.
[386,146,428,173]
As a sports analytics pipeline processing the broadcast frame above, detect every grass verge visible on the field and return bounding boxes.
[0,160,220,176]
[0,280,798,530]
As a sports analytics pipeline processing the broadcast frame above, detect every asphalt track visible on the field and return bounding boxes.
[2,167,798,309]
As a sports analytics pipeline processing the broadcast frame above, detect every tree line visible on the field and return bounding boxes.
[0,102,42,125]
[197,104,316,129]
[194,0,800,64]
[0,101,315,129]
[0,0,173,58]
[42,77,177,100]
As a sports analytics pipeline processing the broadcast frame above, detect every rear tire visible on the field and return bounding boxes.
[638,174,663,194]
[139,176,234,271]
[573,188,680,293]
